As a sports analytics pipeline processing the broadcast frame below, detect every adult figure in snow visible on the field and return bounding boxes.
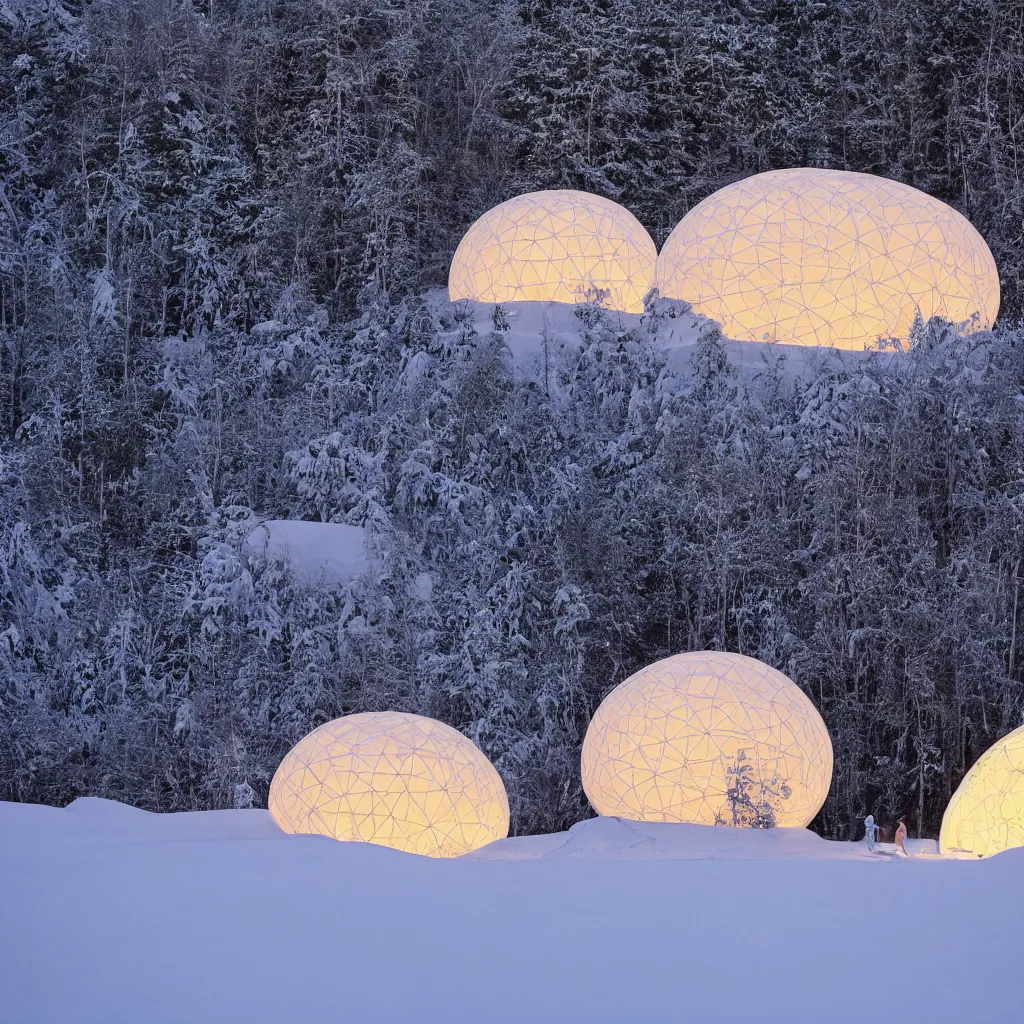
[895,818,908,856]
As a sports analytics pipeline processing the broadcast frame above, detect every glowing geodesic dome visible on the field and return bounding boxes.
[581,651,833,828]
[448,190,657,313]
[655,168,1000,350]
[268,712,509,857]
[940,724,1024,858]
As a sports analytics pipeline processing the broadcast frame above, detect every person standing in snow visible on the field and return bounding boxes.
[894,818,908,855]
[864,814,879,851]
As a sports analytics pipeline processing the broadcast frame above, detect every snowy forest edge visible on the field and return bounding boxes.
[2,0,1024,840]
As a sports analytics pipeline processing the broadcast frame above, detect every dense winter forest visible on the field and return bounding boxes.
[2,0,1024,838]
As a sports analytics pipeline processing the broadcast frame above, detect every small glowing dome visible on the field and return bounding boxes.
[581,651,833,828]
[269,712,509,857]
[448,190,657,314]
[940,724,1024,858]
[655,168,1000,350]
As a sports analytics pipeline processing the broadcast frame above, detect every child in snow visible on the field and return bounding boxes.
[864,814,879,851]
[894,819,908,855]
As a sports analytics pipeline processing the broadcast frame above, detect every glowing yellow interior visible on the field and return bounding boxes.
[269,712,509,858]
[940,724,1024,858]
[581,651,833,827]
[656,168,1000,349]
[449,189,657,314]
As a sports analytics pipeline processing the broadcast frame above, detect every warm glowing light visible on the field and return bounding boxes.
[448,190,657,313]
[655,168,1000,350]
[581,651,833,827]
[940,724,1024,859]
[269,712,509,857]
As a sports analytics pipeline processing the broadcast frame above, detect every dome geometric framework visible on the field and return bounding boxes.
[940,723,1024,859]
[655,168,1000,350]
[268,712,509,858]
[449,189,657,314]
[581,651,833,828]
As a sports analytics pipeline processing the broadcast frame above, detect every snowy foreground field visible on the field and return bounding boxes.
[2,799,1022,1023]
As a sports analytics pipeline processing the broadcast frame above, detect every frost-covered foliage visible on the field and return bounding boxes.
[2,0,1024,838]
[2,281,1024,840]
[2,0,1022,333]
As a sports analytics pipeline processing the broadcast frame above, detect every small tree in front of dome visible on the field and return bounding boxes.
[719,750,792,829]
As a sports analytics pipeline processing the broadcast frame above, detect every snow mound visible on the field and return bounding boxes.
[468,815,878,861]
[243,520,368,587]
[430,287,869,384]
[2,796,285,843]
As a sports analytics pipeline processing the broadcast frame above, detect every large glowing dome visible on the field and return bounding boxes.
[269,712,509,857]
[655,168,1000,350]
[581,651,833,828]
[448,190,657,313]
[940,724,1024,858]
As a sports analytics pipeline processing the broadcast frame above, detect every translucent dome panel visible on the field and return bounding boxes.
[655,168,1000,350]
[581,651,833,828]
[449,189,657,314]
[269,712,509,858]
[940,724,1024,859]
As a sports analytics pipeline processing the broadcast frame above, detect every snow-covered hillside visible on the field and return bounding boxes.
[431,288,872,384]
[2,798,1019,1024]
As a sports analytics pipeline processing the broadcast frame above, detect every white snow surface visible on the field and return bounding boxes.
[243,519,368,587]
[2,798,1020,1023]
